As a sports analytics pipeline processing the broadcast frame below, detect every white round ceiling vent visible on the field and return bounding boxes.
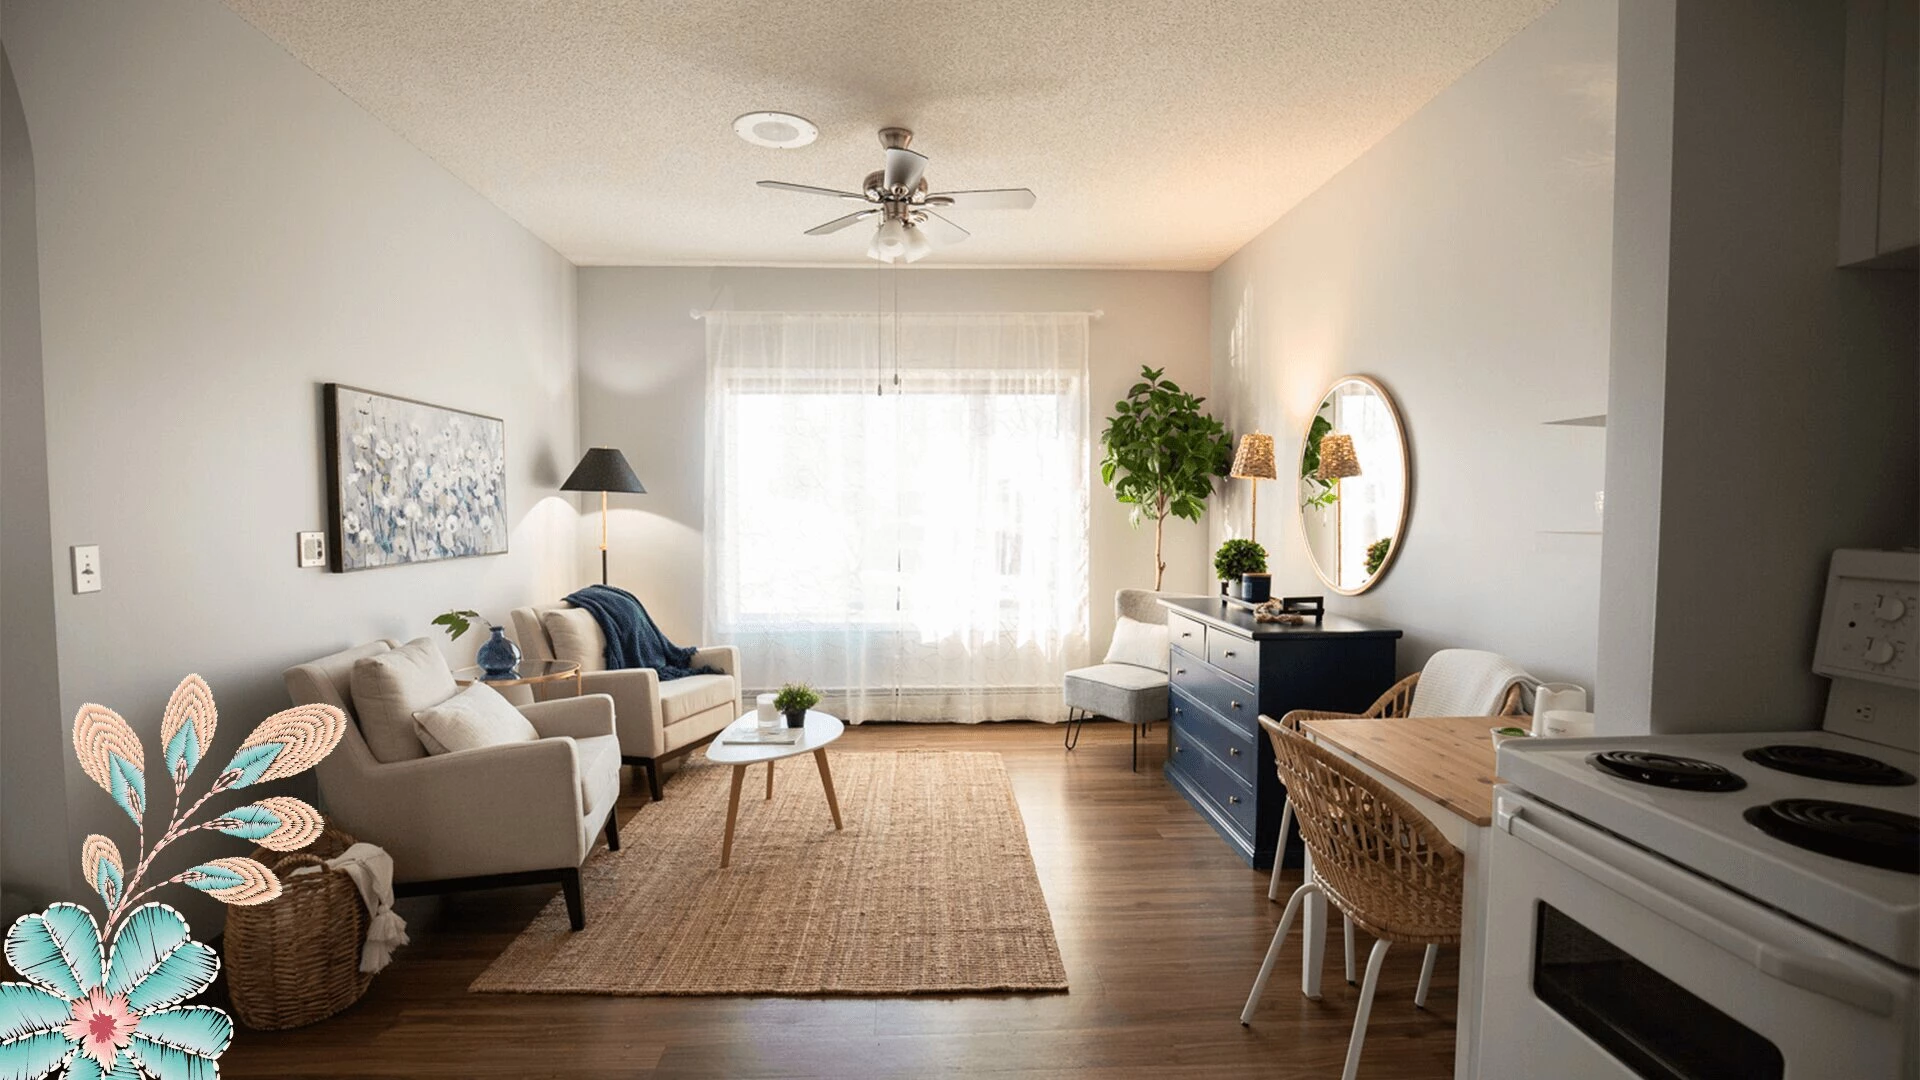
[733,112,818,149]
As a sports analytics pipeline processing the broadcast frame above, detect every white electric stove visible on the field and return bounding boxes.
[1478,550,1920,1080]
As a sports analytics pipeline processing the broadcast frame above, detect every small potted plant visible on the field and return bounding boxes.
[773,682,820,728]
[1213,538,1270,602]
[433,608,520,678]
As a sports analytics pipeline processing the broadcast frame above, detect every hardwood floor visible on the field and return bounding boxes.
[222,722,1458,1079]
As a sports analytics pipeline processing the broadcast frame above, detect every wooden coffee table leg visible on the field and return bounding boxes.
[721,764,745,867]
[813,748,842,830]
[766,761,775,800]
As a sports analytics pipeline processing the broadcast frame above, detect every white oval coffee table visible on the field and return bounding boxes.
[706,709,845,867]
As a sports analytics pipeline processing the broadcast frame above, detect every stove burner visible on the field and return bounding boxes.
[1742,744,1917,787]
[1589,751,1747,792]
[1745,799,1920,873]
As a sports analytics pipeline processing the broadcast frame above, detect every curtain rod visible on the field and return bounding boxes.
[690,308,1104,321]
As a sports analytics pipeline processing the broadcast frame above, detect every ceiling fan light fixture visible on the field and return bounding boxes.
[902,224,933,263]
[871,217,909,261]
[732,111,818,149]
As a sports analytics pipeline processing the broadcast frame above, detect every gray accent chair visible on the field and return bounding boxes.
[1062,589,1171,771]
[508,605,740,801]
[283,639,623,931]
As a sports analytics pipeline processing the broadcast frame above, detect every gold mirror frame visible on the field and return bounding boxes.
[1294,374,1411,596]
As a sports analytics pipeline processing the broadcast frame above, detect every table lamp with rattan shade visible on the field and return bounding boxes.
[561,448,646,585]
[1316,434,1362,481]
[1230,433,1278,542]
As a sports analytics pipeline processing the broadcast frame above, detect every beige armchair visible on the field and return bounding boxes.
[509,605,740,800]
[283,639,623,931]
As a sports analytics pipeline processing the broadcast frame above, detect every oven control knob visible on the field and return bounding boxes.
[1864,638,1896,665]
[1872,595,1908,622]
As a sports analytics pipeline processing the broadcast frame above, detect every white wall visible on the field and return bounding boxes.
[1208,0,1619,689]
[576,267,1213,662]
[1598,0,1918,734]
[2,0,580,923]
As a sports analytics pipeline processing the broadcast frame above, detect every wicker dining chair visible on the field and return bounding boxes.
[1240,717,1465,1080]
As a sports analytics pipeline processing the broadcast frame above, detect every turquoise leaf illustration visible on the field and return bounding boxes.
[159,675,217,796]
[0,982,73,1080]
[65,1055,143,1079]
[129,1005,232,1079]
[205,802,282,842]
[215,704,346,791]
[81,835,124,913]
[3,902,102,999]
[105,904,219,1014]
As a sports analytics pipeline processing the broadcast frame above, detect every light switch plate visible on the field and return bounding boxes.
[71,545,101,594]
[298,531,327,568]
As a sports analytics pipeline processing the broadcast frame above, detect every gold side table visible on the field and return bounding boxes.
[452,659,582,699]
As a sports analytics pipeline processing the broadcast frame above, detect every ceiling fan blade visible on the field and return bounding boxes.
[925,188,1037,210]
[757,180,870,202]
[882,148,928,193]
[918,211,970,247]
[804,209,879,236]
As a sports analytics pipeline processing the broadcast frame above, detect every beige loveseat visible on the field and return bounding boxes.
[509,605,739,800]
[283,638,623,930]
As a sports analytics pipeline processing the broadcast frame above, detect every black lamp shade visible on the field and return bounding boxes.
[561,448,646,494]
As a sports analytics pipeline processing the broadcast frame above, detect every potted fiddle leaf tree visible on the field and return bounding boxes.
[1100,366,1234,589]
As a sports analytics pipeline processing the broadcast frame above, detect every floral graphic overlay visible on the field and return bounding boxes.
[1,675,346,1079]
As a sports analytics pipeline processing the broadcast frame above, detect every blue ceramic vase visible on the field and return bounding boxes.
[477,626,521,678]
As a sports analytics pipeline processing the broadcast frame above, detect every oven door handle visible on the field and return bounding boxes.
[1499,802,1901,1016]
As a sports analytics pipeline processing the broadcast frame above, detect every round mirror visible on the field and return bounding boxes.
[1297,376,1409,595]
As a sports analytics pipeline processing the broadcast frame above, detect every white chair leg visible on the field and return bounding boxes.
[1415,944,1439,1009]
[1342,939,1392,1080]
[1241,880,1317,1025]
[1344,916,1357,985]
[1268,797,1294,901]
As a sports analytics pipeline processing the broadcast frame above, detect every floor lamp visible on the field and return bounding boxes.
[561,447,646,585]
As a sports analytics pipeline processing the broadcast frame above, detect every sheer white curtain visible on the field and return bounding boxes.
[705,311,1090,723]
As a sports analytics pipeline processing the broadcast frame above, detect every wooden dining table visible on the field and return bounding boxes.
[1296,716,1505,1080]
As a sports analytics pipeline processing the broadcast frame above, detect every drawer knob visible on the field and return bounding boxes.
[1181,631,1194,638]
[1230,700,1242,710]
[1174,707,1183,715]
[1229,795,1242,804]
[1175,668,1186,675]
[1224,650,1237,658]
[1229,747,1241,756]
[1175,745,1184,753]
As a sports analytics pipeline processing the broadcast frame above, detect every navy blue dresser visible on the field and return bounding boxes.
[1158,596,1401,869]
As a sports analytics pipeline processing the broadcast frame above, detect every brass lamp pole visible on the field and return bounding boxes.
[1230,433,1278,542]
[560,448,646,585]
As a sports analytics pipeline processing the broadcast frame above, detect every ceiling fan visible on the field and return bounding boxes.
[757,128,1036,263]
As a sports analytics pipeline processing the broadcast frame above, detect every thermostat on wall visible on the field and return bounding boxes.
[298,531,327,569]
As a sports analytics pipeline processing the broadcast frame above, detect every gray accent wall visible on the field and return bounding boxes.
[1207,0,1619,691]
[1598,0,1918,734]
[2,0,580,924]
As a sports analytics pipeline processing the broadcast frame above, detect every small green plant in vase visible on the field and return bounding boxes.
[1215,537,1271,603]
[773,682,820,727]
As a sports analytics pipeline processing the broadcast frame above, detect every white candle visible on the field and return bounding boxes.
[756,693,777,729]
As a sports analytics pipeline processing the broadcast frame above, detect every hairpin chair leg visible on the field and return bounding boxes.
[1415,944,1440,1008]
[1131,722,1139,772]
[1241,879,1318,1024]
[1064,708,1086,751]
[1342,939,1392,1080]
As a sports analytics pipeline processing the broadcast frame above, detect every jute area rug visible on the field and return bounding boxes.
[471,750,1068,997]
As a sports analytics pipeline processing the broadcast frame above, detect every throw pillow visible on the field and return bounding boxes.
[1104,616,1170,673]
[541,607,608,673]
[350,637,458,762]
[412,682,540,755]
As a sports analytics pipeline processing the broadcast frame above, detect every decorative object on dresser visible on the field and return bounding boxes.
[1229,432,1278,542]
[560,447,647,585]
[1160,594,1401,868]
[1297,375,1409,595]
[323,384,507,572]
[508,596,740,801]
[1098,366,1234,589]
[1063,589,1171,772]
[1212,537,1268,601]
[282,638,624,931]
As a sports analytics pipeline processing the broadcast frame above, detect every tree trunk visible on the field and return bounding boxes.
[1152,494,1168,589]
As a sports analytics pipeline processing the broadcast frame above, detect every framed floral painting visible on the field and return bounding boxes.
[323,384,508,571]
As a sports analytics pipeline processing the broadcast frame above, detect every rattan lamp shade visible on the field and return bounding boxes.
[1230,433,1278,480]
[1316,434,1362,480]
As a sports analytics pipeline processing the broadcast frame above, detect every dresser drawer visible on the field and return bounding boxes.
[1169,655,1256,735]
[1167,612,1207,654]
[1169,689,1259,786]
[1205,627,1260,685]
[1169,723,1257,836]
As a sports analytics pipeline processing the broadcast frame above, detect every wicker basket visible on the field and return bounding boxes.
[222,827,374,1030]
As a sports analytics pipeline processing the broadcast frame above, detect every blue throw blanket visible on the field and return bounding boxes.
[563,585,720,681]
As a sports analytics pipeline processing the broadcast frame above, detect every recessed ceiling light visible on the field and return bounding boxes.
[733,111,818,149]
